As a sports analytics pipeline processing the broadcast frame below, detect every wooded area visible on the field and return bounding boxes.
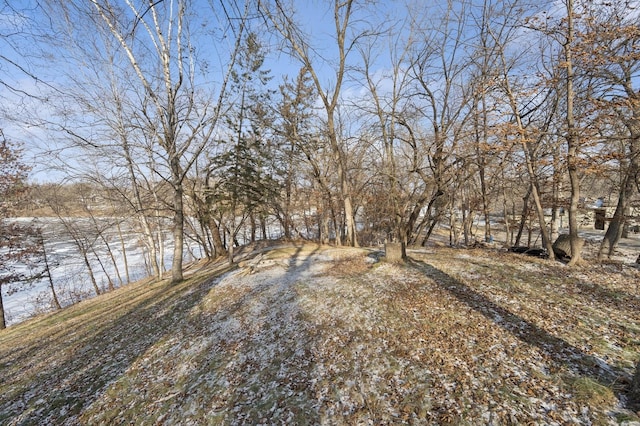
[1,0,639,314]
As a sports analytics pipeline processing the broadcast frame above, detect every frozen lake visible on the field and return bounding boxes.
[2,217,204,326]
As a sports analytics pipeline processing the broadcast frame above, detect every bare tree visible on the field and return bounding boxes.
[354,13,415,251]
[0,133,40,328]
[467,0,517,244]
[561,0,583,265]
[488,6,559,258]
[44,0,249,283]
[572,3,640,260]
[259,0,366,247]
[404,0,476,246]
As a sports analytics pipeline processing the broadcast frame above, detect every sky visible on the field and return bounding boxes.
[0,0,407,182]
[2,0,638,183]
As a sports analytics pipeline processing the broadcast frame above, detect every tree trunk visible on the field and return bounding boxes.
[171,179,184,283]
[529,180,555,259]
[100,232,123,286]
[250,214,257,243]
[116,221,131,284]
[91,247,114,291]
[228,230,235,265]
[0,288,6,329]
[598,177,632,259]
[197,218,212,260]
[551,145,563,242]
[450,201,459,246]
[283,159,294,239]
[566,154,582,265]
[331,203,341,246]
[564,0,582,266]
[260,215,267,240]
[45,262,61,310]
[502,178,512,247]
[599,137,639,259]
[208,218,227,258]
[422,211,443,246]
[82,250,101,296]
[479,167,491,242]
[158,228,166,280]
[145,221,160,280]
[343,193,358,247]
[39,233,61,310]
[321,209,330,245]
[404,193,429,246]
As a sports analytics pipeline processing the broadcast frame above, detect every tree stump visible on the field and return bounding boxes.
[385,242,406,263]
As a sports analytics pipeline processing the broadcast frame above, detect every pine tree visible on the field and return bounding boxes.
[274,67,318,239]
[207,32,278,262]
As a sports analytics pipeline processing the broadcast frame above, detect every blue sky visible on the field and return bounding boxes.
[2,0,638,183]
[0,0,407,182]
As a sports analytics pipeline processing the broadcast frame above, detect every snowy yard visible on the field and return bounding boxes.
[0,243,639,424]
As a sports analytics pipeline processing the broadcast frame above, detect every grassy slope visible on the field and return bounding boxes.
[0,243,639,425]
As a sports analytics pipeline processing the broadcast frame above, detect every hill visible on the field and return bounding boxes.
[1,242,639,424]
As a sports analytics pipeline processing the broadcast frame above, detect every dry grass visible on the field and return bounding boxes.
[0,243,639,424]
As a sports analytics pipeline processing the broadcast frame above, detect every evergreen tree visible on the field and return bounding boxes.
[207,32,278,261]
[273,67,319,239]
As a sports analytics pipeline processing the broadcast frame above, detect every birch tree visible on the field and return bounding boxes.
[47,0,248,283]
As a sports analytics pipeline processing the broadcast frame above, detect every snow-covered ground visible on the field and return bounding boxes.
[5,213,639,328]
[2,243,637,424]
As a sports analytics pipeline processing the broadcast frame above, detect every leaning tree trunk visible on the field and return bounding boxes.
[208,218,227,258]
[529,181,555,259]
[37,231,61,309]
[81,249,101,296]
[0,288,6,329]
[598,138,639,259]
[598,187,629,260]
[515,185,532,247]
